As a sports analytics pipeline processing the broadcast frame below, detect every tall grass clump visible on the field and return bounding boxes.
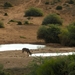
[24,7,43,17]
[42,13,62,25]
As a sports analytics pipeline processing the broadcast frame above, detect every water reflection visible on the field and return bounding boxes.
[30,52,75,57]
[0,44,45,51]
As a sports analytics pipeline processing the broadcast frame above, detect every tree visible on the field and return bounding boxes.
[37,25,60,43]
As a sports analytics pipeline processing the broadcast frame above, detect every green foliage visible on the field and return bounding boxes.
[37,25,60,43]
[56,5,62,10]
[68,0,74,4]
[68,62,75,72]
[25,7,43,17]
[26,57,44,75]
[42,13,62,25]
[17,21,22,25]
[26,55,75,75]
[59,28,70,46]
[0,21,4,28]
[3,2,13,8]
[24,20,29,25]
[67,23,75,46]
[37,57,68,75]
[69,71,75,75]
[59,22,75,46]
[0,64,10,75]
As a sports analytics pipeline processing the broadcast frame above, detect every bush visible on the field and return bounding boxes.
[3,2,13,8]
[68,0,74,4]
[37,25,61,43]
[67,24,75,46]
[24,20,29,25]
[45,1,49,5]
[59,22,75,46]
[26,54,75,75]
[69,71,75,75]
[36,57,67,75]
[0,21,4,28]
[17,21,22,25]
[4,13,8,16]
[68,62,75,72]
[42,13,62,25]
[59,28,70,46]
[56,6,62,10]
[24,7,43,17]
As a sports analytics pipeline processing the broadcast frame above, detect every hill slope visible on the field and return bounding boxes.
[0,0,75,44]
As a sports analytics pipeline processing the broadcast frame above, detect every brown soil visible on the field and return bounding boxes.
[0,0,75,70]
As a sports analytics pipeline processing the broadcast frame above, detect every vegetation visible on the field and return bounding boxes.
[3,2,13,8]
[37,25,61,43]
[56,5,62,10]
[0,21,4,28]
[45,1,50,5]
[24,20,29,25]
[42,14,62,25]
[68,0,74,4]
[0,64,10,75]
[4,13,8,16]
[17,21,22,25]
[59,22,75,46]
[26,54,75,75]
[38,21,75,46]
[24,7,43,17]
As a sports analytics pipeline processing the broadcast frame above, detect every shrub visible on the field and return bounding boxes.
[68,62,75,72]
[9,20,16,22]
[56,5,62,10]
[37,25,61,43]
[4,13,8,16]
[67,24,75,46]
[24,7,43,17]
[24,20,29,25]
[59,22,75,46]
[36,57,67,75]
[0,21,4,28]
[17,21,22,25]
[68,0,74,4]
[42,13,62,25]
[59,28,70,46]
[69,71,75,75]
[3,2,13,8]
[45,1,49,5]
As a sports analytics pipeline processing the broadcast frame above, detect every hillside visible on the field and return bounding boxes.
[0,0,75,44]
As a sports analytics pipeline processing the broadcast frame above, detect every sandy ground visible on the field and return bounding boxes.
[0,45,75,69]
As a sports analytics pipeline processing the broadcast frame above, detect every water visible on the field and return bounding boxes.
[0,44,75,57]
[0,44,45,51]
[30,52,75,57]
